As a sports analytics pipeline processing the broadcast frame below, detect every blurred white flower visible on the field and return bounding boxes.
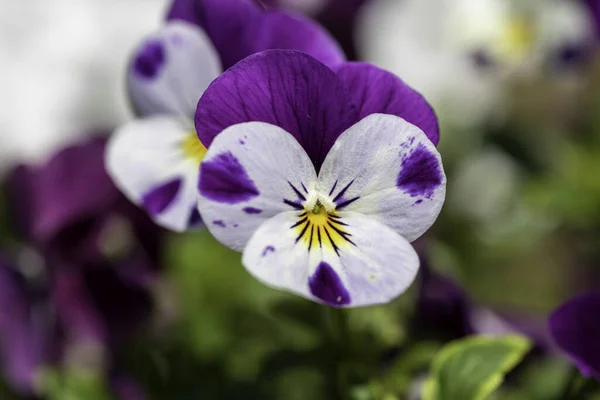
[0,0,165,171]
[356,0,595,129]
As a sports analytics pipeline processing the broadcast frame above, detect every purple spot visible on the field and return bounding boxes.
[309,262,351,307]
[243,207,262,214]
[233,224,239,228]
[262,246,275,257]
[239,140,245,145]
[188,208,202,227]
[133,40,165,79]
[213,220,226,227]
[469,49,496,70]
[414,199,423,205]
[141,178,182,216]
[397,144,442,198]
[199,152,260,204]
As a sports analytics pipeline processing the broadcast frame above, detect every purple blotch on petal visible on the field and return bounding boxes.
[133,40,166,79]
[309,262,351,307]
[213,220,226,227]
[397,144,442,198]
[199,152,260,204]
[262,245,275,257]
[141,178,182,216]
[243,207,263,214]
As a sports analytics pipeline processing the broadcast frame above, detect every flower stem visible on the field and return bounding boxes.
[557,367,597,400]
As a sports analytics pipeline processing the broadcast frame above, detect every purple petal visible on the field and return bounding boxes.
[0,259,45,395]
[334,62,440,146]
[6,165,37,240]
[584,0,600,38]
[166,0,345,70]
[30,137,120,243]
[549,292,600,378]
[141,178,183,216]
[195,50,358,170]
[309,261,351,307]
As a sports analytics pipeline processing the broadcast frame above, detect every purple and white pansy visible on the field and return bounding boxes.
[196,50,445,307]
[106,0,344,232]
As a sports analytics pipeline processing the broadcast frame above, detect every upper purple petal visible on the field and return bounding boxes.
[334,62,440,146]
[195,50,358,170]
[549,292,600,378]
[166,0,345,69]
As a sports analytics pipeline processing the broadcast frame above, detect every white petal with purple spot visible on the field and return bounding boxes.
[197,122,318,251]
[318,113,446,242]
[242,211,419,307]
[106,115,202,232]
[128,21,222,117]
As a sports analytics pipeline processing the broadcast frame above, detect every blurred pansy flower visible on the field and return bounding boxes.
[549,292,600,379]
[0,138,161,396]
[107,0,345,232]
[195,50,445,307]
[356,0,596,128]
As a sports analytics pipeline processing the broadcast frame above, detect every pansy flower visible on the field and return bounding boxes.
[195,50,445,307]
[356,0,596,128]
[549,292,600,379]
[106,0,345,232]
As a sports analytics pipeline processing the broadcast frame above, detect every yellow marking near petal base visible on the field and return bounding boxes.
[498,17,535,61]
[181,131,207,163]
[294,208,353,254]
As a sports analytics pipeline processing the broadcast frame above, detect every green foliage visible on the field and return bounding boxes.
[422,335,532,400]
[37,368,115,400]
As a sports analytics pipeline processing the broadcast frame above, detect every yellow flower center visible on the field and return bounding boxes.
[180,131,207,163]
[293,201,354,255]
[497,16,535,62]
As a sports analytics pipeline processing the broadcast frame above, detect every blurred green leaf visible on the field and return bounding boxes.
[38,368,115,400]
[422,335,531,400]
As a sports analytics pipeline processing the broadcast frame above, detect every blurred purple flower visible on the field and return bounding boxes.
[415,257,552,348]
[549,292,600,379]
[166,0,345,70]
[259,0,369,60]
[0,137,162,395]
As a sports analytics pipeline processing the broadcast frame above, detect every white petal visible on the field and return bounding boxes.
[197,122,317,251]
[242,211,420,307]
[318,114,446,242]
[105,116,201,232]
[127,21,222,117]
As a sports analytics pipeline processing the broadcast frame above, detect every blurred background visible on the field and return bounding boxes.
[0,0,599,399]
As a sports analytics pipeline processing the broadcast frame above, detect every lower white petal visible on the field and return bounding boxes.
[106,116,203,231]
[242,211,419,307]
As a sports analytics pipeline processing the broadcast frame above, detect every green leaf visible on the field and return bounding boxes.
[422,335,532,400]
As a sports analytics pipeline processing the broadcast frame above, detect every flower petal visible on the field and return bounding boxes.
[242,211,419,307]
[334,62,440,146]
[31,138,119,242]
[549,292,600,378]
[197,121,317,251]
[195,50,358,170]
[128,21,221,117]
[167,0,345,70]
[106,116,203,232]
[318,114,446,242]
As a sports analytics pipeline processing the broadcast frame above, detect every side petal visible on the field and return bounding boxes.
[318,114,446,242]
[334,62,440,146]
[106,116,203,232]
[166,0,345,70]
[197,121,317,251]
[195,50,358,170]
[549,292,600,378]
[242,211,420,307]
[128,21,221,117]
